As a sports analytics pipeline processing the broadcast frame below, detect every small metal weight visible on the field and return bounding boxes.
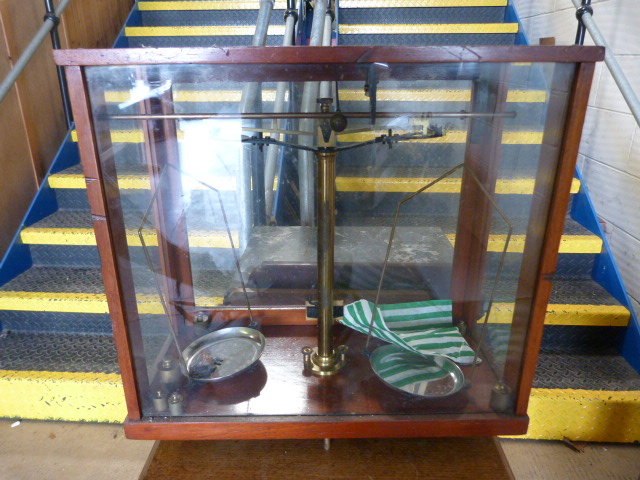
[490,381,515,413]
[151,390,168,412]
[158,357,182,386]
[168,391,184,415]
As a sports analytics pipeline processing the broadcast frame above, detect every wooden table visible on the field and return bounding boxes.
[139,437,514,479]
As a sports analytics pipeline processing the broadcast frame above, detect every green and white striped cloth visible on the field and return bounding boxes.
[341,299,476,365]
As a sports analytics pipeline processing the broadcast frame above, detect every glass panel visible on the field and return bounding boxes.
[85,60,575,419]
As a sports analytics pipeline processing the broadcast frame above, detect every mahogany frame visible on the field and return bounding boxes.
[55,46,603,439]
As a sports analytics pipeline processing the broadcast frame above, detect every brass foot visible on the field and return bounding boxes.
[302,345,348,376]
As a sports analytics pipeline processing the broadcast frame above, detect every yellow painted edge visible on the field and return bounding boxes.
[484,302,630,326]
[0,291,223,314]
[445,233,601,254]
[49,172,236,191]
[70,129,545,146]
[20,228,239,248]
[335,177,580,194]
[2,371,638,441]
[104,88,545,104]
[339,23,519,35]
[125,25,286,37]
[51,168,570,195]
[139,0,508,9]
[139,1,288,10]
[339,0,507,7]
[339,130,544,144]
[0,370,126,423]
[515,388,640,442]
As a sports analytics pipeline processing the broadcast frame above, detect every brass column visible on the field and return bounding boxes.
[302,148,347,376]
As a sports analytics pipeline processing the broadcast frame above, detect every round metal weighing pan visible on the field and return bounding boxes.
[369,344,465,398]
[182,327,265,383]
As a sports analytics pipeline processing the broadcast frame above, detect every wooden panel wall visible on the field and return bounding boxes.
[58,0,133,49]
[0,18,38,256]
[0,0,132,259]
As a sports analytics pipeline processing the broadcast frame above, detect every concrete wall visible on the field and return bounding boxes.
[513,0,640,311]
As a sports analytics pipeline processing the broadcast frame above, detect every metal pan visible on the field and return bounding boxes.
[370,344,464,398]
[182,327,265,382]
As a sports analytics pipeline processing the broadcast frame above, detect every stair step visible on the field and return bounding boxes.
[68,128,546,146]
[535,347,640,391]
[0,267,227,315]
[21,209,600,259]
[0,331,119,373]
[139,8,287,28]
[20,209,238,248]
[338,0,508,7]
[339,6,506,24]
[51,164,575,195]
[124,25,284,47]
[0,331,125,422]
[0,268,624,327]
[137,0,289,9]
[339,24,518,35]
[101,87,546,104]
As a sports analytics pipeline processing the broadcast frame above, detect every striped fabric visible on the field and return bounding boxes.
[372,348,449,389]
[341,299,476,364]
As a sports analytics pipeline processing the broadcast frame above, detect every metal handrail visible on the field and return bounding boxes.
[573,0,640,125]
[0,0,73,104]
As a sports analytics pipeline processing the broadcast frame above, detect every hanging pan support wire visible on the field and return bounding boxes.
[364,162,513,386]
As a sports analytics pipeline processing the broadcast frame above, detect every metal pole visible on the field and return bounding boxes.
[574,0,591,46]
[45,0,73,128]
[0,0,73,104]
[298,0,329,226]
[318,6,334,99]
[317,149,336,359]
[572,0,640,125]
[301,149,347,376]
[111,111,516,121]
[264,4,298,218]
[239,0,275,248]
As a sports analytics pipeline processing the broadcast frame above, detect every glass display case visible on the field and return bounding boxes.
[55,46,603,439]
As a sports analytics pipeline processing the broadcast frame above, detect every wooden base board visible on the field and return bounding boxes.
[139,437,514,480]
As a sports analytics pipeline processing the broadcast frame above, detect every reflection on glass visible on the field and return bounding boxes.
[84,60,575,419]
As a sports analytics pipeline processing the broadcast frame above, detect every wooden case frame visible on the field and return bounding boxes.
[55,45,603,440]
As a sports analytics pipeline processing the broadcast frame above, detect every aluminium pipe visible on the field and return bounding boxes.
[0,0,74,104]
[571,0,640,125]
[264,10,297,218]
[239,0,275,248]
[298,0,329,226]
[318,9,334,99]
[110,111,517,121]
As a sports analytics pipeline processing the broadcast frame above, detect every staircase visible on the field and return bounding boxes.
[0,0,638,441]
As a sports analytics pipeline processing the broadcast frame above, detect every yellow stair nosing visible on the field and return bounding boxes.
[0,289,625,326]
[20,228,239,249]
[48,171,236,191]
[70,129,545,146]
[485,303,630,327]
[126,24,518,38]
[339,23,519,35]
[338,0,508,7]
[125,25,286,37]
[0,291,223,314]
[516,388,640,442]
[138,1,289,11]
[0,369,127,423]
[3,371,637,442]
[48,173,579,194]
[103,88,546,104]
[334,177,581,195]
[445,232,602,254]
